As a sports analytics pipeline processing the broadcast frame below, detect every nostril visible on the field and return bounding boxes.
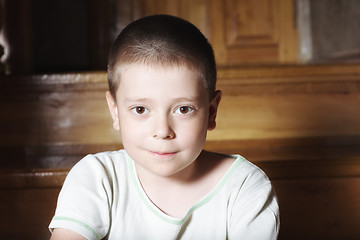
[153,131,175,139]
[152,116,175,139]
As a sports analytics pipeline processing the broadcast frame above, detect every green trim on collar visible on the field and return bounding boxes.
[127,153,244,225]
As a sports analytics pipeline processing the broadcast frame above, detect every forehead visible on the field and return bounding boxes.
[115,63,208,99]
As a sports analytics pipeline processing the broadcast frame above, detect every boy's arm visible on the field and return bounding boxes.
[50,228,87,240]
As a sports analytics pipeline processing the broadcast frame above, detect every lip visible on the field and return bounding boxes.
[149,151,177,157]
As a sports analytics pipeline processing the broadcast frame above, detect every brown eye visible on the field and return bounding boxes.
[136,107,145,114]
[180,106,190,114]
[131,106,148,115]
[175,106,194,115]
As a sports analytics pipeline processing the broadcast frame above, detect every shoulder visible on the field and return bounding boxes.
[71,149,128,173]
[78,149,128,165]
[200,151,273,197]
[199,151,271,187]
[50,151,130,240]
[229,154,271,184]
[63,149,130,188]
[217,153,275,203]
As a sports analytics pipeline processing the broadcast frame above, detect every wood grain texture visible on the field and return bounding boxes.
[225,0,277,47]
[115,0,298,65]
[211,0,298,65]
[0,63,359,239]
[274,176,360,240]
[0,188,59,240]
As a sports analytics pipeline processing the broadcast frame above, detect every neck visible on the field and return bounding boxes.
[135,158,198,189]
[132,151,235,218]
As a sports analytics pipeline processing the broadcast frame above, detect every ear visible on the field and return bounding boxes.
[105,91,120,131]
[207,90,222,131]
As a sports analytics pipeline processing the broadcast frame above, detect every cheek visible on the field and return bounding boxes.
[177,118,208,143]
[119,118,144,141]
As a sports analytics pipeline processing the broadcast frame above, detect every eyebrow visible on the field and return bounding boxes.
[123,97,150,102]
[123,97,201,103]
[172,97,201,102]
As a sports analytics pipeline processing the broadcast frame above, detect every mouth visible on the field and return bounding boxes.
[149,151,177,158]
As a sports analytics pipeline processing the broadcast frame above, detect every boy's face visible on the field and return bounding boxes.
[106,63,221,179]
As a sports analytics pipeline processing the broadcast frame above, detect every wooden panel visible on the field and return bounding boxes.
[141,0,181,16]
[138,0,211,38]
[211,64,360,141]
[0,188,60,240]
[206,136,360,180]
[0,170,67,189]
[225,0,277,47]
[115,0,297,65]
[0,72,118,146]
[211,93,360,141]
[211,0,298,65]
[274,177,360,240]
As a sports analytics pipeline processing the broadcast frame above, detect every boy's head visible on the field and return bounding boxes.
[106,15,222,178]
[107,14,217,100]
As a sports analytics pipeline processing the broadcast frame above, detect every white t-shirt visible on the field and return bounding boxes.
[49,150,279,240]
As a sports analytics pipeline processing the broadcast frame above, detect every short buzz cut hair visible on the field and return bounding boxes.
[107,14,217,100]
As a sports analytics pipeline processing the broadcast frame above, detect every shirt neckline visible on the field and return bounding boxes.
[126,152,244,225]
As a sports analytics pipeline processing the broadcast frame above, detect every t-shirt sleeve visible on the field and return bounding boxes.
[228,165,280,240]
[49,154,113,240]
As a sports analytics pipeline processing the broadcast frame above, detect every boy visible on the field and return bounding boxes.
[49,15,279,240]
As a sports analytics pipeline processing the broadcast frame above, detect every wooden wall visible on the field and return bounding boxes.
[1,63,360,239]
[114,0,298,66]
[1,0,360,239]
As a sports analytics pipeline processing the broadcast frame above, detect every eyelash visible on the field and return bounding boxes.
[174,106,194,115]
[130,106,195,115]
[130,106,149,115]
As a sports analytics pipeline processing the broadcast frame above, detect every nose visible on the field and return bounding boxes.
[152,114,175,139]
